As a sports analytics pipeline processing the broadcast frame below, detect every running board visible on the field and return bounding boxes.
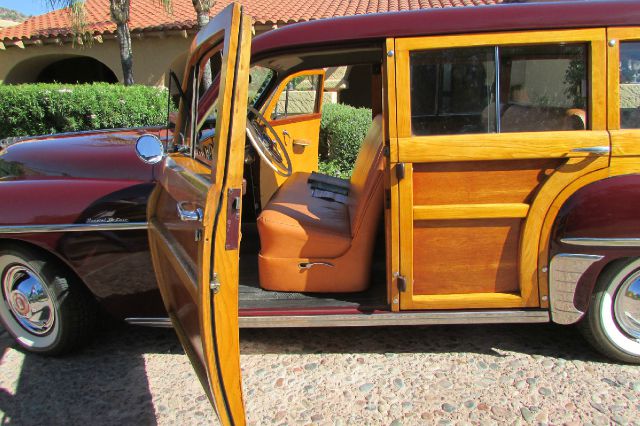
[126,310,549,329]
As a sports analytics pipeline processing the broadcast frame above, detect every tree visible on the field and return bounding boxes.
[48,0,135,85]
[159,0,215,90]
[109,0,134,85]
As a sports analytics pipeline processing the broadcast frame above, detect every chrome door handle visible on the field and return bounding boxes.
[293,139,310,147]
[571,146,610,155]
[176,201,203,222]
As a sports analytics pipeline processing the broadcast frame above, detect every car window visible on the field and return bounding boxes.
[620,41,640,129]
[249,66,275,107]
[271,74,321,120]
[410,47,495,135]
[409,43,588,136]
[192,49,224,166]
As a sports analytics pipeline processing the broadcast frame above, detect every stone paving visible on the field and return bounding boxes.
[1,322,639,425]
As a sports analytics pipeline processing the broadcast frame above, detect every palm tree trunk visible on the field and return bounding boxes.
[195,3,213,92]
[110,0,134,85]
[116,21,134,85]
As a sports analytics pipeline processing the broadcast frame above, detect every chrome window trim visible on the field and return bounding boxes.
[560,237,640,247]
[549,253,603,325]
[0,222,148,234]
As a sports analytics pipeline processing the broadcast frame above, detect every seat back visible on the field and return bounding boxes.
[348,115,384,236]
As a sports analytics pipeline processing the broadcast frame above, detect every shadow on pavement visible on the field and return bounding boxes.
[0,324,181,426]
[0,319,613,424]
[240,322,609,363]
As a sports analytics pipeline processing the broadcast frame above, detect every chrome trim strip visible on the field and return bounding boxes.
[238,310,549,328]
[549,253,604,325]
[0,222,149,234]
[561,237,640,247]
[570,146,610,155]
[127,310,550,329]
[125,317,172,328]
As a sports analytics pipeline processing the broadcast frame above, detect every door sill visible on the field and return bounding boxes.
[126,309,549,329]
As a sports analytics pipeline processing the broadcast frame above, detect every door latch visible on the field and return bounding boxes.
[225,188,242,250]
[210,273,220,294]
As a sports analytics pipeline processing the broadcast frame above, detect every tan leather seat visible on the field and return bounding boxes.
[257,115,384,292]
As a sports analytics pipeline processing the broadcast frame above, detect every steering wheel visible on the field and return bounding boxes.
[246,106,292,177]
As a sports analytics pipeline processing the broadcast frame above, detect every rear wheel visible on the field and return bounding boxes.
[580,258,640,364]
[0,246,97,355]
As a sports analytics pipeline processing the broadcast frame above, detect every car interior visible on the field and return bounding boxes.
[236,44,390,311]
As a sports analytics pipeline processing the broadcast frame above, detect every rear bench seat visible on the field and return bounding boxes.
[256,115,384,293]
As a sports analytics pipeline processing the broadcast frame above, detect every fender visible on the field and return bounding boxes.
[0,179,165,319]
[549,173,640,324]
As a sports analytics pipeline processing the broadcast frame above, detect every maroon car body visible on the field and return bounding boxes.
[0,128,166,319]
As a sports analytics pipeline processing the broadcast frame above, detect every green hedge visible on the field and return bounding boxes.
[319,103,373,178]
[0,83,172,139]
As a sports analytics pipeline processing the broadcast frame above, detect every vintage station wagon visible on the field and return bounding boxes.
[2,0,640,421]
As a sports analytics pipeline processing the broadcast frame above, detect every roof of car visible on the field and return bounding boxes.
[251,0,640,57]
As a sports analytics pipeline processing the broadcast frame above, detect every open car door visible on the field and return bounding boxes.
[147,3,250,424]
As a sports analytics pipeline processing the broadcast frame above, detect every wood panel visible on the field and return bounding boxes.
[259,115,322,206]
[397,131,610,163]
[414,203,529,220]
[413,219,521,296]
[413,159,560,205]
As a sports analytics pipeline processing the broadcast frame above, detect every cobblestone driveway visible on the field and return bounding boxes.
[1,322,639,425]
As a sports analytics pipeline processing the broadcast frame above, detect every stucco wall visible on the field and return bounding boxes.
[0,34,192,86]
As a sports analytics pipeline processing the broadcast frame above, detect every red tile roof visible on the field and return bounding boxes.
[0,0,502,43]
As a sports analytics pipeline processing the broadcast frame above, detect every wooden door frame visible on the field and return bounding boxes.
[389,28,609,310]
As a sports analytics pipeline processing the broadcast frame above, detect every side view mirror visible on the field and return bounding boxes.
[135,134,165,164]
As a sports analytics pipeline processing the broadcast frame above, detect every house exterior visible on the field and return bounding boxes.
[0,0,501,87]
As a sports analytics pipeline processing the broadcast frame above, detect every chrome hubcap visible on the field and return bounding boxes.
[614,271,640,341]
[2,265,55,335]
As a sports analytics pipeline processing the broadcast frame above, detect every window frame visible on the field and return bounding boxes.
[395,28,607,139]
[262,69,326,124]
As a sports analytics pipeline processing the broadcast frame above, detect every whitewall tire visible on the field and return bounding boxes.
[581,258,640,364]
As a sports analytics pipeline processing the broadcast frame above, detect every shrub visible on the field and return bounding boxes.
[319,103,372,178]
[0,83,173,139]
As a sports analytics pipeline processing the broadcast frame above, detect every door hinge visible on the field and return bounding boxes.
[385,188,391,208]
[210,273,221,294]
[396,163,405,181]
[395,273,407,292]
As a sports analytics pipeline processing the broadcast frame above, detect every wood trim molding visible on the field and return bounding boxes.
[262,69,326,121]
[268,112,322,126]
[397,131,610,163]
[413,203,529,221]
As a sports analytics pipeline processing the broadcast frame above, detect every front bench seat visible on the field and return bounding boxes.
[256,115,384,292]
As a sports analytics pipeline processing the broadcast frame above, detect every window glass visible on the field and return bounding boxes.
[620,41,640,129]
[409,43,589,136]
[249,66,274,107]
[410,47,495,135]
[271,74,321,120]
[192,49,224,166]
[499,44,587,132]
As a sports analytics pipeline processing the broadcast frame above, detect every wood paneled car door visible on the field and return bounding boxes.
[259,70,326,206]
[388,29,609,311]
[147,4,250,424]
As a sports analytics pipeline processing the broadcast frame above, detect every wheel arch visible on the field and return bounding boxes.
[0,237,94,299]
[547,173,640,324]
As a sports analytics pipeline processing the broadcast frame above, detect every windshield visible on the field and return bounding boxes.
[249,65,275,107]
